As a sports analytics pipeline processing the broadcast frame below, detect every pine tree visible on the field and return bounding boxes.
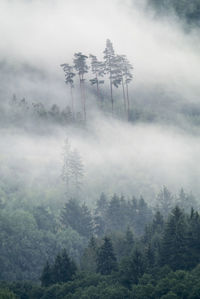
[96,237,117,275]
[89,54,105,104]
[61,138,72,192]
[80,203,94,238]
[73,52,89,121]
[69,149,84,193]
[156,186,174,218]
[160,206,188,270]
[103,39,116,114]
[60,63,76,117]
[52,249,77,284]
[81,236,97,272]
[62,140,84,195]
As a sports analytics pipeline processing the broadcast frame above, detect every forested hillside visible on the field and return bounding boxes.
[148,0,200,26]
[0,0,200,298]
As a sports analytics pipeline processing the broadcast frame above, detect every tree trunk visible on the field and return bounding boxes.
[70,85,74,119]
[126,83,130,121]
[122,77,126,116]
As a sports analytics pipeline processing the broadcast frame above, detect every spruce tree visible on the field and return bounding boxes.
[96,237,117,275]
[52,249,77,284]
[160,206,188,270]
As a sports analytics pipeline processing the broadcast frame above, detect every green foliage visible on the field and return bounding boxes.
[96,237,118,275]
[41,249,77,286]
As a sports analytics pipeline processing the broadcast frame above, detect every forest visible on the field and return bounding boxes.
[0,0,200,298]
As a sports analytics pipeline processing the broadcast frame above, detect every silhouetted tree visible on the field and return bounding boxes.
[74,52,89,121]
[89,54,105,104]
[103,39,116,114]
[60,63,76,117]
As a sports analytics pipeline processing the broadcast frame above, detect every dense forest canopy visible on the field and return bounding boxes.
[0,0,200,298]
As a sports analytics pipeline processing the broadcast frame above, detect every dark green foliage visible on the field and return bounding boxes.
[60,199,94,238]
[160,206,188,270]
[96,237,118,275]
[41,249,77,286]
[40,262,52,287]
[120,248,146,287]
[52,249,77,284]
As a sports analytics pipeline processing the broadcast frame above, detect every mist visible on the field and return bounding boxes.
[0,0,200,204]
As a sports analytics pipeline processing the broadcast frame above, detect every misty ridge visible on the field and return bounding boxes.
[1,0,200,292]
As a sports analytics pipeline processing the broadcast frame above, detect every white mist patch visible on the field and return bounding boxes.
[1,117,200,204]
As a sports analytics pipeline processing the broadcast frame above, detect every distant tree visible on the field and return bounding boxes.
[61,140,84,194]
[73,53,89,121]
[160,206,188,270]
[96,237,118,275]
[69,149,84,193]
[60,199,93,238]
[120,248,145,287]
[89,54,105,104]
[41,261,52,287]
[106,194,126,232]
[103,39,116,114]
[49,104,60,121]
[60,63,76,117]
[177,188,198,212]
[122,56,133,120]
[156,186,174,218]
[52,249,77,284]
[81,236,97,272]
[61,138,72,192]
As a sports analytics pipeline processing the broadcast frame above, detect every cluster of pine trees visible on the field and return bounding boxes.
[61,39,133,120]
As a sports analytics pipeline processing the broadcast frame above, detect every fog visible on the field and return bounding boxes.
[0,0,200,205]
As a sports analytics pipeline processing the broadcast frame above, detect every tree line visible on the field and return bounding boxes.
[61,39,133,121]
[2,204,200,298]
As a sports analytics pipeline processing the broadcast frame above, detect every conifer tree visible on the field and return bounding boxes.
[73,52,89,121]
[52,249,77,284]
[60,63,76,117]
[96,237,117,275]
[89,54,105,104]
[160,206,188,270]
[103,39,116,114]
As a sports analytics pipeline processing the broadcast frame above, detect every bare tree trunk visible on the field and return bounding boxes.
[110,77,113,115]
[70,85,74,119]
[122,77,126,116]
[79,74,85,121]
[82,82,86,122]
[126,82,130,121]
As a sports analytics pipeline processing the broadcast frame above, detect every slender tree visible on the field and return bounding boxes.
[61,138,72,192]
[69,149,84,193]
[122,56,133,120]
[73,52,89,121]
[89,54,105,105]
[103,39,116,114]
[60,63,76,117]
[96,236,118,275]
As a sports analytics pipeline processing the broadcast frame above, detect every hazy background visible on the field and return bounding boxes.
[0,0,200,205]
